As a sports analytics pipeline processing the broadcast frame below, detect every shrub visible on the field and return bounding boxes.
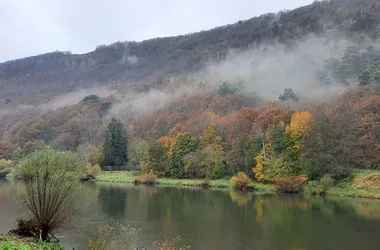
[87,164,102,177]
[0,159,15,178]
[231,172,252,190]
[200,179,210,189]
[133,171,158,185]
[305,174,334,195]
[275,175,308,193]
[19,148,86,241]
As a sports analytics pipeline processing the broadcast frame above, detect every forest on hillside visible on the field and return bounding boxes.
[1,0,380,185]
[1,0,380,106]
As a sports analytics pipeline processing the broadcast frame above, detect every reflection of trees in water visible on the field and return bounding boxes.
[229,190,251,206]
[98,186,128,218]
[95,184,380,250]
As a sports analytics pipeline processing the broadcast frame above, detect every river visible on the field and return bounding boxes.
[1,179,380,249]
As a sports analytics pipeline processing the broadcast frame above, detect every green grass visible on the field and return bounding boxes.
[326,169,380,199]
[96,170,380,199]
[0,235,63,250]
[96,171,274,193]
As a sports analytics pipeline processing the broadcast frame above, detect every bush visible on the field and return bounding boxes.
[87,164,102,177]
[231,172,252,190]
[275,175,308,193]
[200,179,210,189]
[305,174,334,195]
[0,159,15,178]
[133,171,158,185]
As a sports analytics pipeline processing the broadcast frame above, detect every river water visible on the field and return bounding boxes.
[1,179,380,249]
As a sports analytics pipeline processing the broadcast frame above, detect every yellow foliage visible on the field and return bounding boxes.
[286,111,315,138]
[229,190,251,206]
[0,159,14,169]
[87,164,101,176]
[200,123,222,149]
[230,172,252,189]
[253,154,265,182]
[0,159,15,175]
[253,196,264,222]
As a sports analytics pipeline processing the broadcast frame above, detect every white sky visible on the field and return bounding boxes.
[0,0,314,62]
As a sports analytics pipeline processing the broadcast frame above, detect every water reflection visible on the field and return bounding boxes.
[1,180,380,250]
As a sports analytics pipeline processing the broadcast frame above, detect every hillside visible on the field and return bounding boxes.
[1,0,380,106]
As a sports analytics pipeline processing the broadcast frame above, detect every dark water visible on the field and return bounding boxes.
[1,179,380,250]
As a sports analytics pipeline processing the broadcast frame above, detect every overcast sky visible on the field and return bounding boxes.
[0,0,314,62]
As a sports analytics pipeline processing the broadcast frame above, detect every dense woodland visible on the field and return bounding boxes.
[1,0,380,184]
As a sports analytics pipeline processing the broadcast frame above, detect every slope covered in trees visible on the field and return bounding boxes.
[1,0,380,106]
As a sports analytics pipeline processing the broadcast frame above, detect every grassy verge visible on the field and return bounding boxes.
[96,171,274,193]
[96,170,380,199]
[0,235,63,250]
[326,169,380,199]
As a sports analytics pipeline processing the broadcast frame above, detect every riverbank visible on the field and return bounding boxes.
[96,170,380,199]
[96,171,274,193]
[0,234,63,250]
[326,169,380,199]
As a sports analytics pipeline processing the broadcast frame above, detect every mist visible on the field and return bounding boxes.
[0,34,367,123]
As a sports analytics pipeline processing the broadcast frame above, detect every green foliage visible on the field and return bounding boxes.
[147,141,168,176]
[358,70,371,85]
[80,94,100,104]
[12,140,48,163]
[103,117,128,167]
[202,146,226,180]
[200,123,222,149]
[278,88,299,102]
[305,174,334,195]
[183,151,204,179]
[373,68,380,83]
[217,82,239,96]
[134,140,150,172]
[269,124,285,153]
[99,101,112,117]
[168,133,199,178]
[19,148,86,241]
[0,235,63,250]
[177,105,187,113]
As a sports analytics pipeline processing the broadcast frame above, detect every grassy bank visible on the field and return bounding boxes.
[96,171,274,193]
[0,235,63,250]
[96,170,380,199]
[327,169,380,199]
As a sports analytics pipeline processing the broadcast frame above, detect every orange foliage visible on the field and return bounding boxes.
[251,106,289,132]
[169,123,184,137]
[159,136,176,150]
[237,108,259,123]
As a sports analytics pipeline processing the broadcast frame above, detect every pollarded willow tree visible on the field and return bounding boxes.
[19,148,86,241]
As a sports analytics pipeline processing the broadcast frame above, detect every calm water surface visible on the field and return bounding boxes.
[1,179,380,250]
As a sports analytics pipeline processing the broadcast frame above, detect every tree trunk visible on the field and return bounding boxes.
[41,227,49,242]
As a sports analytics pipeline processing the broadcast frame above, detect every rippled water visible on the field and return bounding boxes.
[1,179,380,249]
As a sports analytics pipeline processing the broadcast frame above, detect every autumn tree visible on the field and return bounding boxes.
[147,141,168,176]
[0,140,14,160]
[168,133,199,178]
[103,117,128,168]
